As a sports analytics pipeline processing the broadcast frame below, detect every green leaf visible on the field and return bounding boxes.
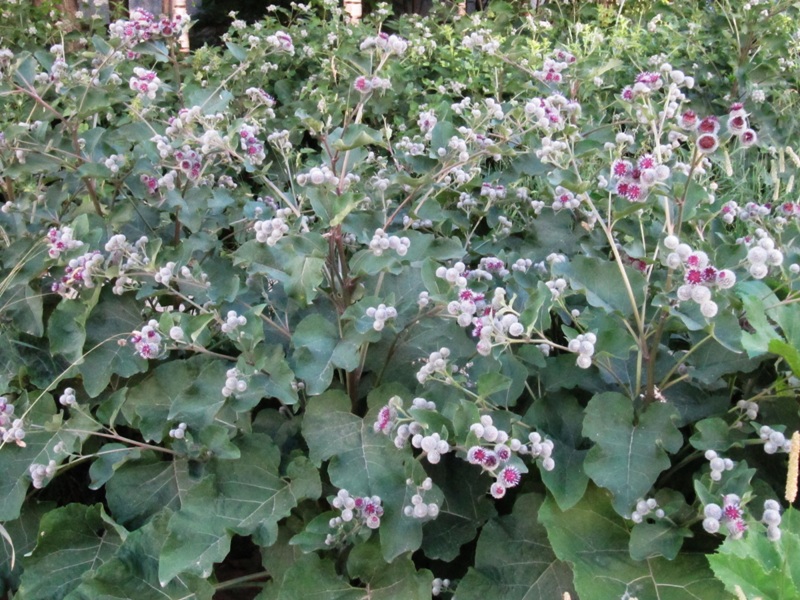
[476,371,511,398]
[47,297,94,363]
[526,394,589,511]
[330,124,384,151]
[769,338,800,377]
[689,417,748,452]
[285,255,325,306]
[105,458,196,528]
[739,282,782,356]
[553,255,645,317]
[539,485,725,599]
[0,502,54,597]
[260,554,363,600]
[122,356,229,442]
[159,434,320,584]
[629,521,688,561]
[457,494,576,600]
[291,314,357,396]
[346,541,432,598]
[0,396,96,521]
[420,459,496,561]
[302,391,423,561]
[583,392,682,515]
[78,290,148,397]
[68,511,214,600]
[16,504,124,600]
[88,443,142,490]
[708,508,800,600]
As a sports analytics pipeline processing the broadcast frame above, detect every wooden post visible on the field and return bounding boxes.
[162,0,190,53]
[344,0,362,23]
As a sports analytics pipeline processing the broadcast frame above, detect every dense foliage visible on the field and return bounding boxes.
[1,0,800,598]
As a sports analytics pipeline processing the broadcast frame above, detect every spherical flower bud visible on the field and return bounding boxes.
[697,133,719,154]
[576,354,592,369]
[664,235,680,250]
[709,457,725,471]
[749,263,769,279]
[666,253,682,269]
[700,301,718,318]
[702,517,720,533]
[766,249,784,266]
[498,466,521,488]
[489,482,506,498]
[747,246,767,264]
[483,425,499,442]
[716,270,736,289]
[691,285,712,304]
[541,457,555,471]
[762,508,781,525]
[508,322,524,337]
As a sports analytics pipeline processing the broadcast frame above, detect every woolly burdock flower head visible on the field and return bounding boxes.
[498,466,522,488]
[489,481,506,499]
[696,133,719,154]
[698,115,720,135]
[679,110,698,130]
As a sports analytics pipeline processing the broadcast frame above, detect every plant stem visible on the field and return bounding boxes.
[214,571,270,591]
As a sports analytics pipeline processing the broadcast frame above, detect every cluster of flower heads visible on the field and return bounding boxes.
[109,9,188,48]
[374,396,452,464]
[46,226,83,259]
[629,497,665,524]
[759,425,794,454]
[325,489,383,546]
[467,415,554,499]
[533,49,576,84]
[743,230,784,279]
[704,450,735,482]
[51,251,104,300]
[353,75,392,95]
[610,154,671,203]
[663,235,735,318]
[678,104,757,154]
[524,94,579,135]
[369,228,410,257]
[0,396,25,447]
[415,348,459,385]
[29,460,57,489]
[253,209,291,246]
[359,32,408,56]
[761,499,784,541]
[265,31,295,55]
[431,578,451,597]
[621,71,666,101]
[551,186,582,211]
[130,319,163,359]
[238,124,265,165]
[222,368,247,398]
[702,494,747,539]
[58,387,77,408]
[365,304,397,331]
[403,477,439,520]
[221,310,247,334]
[735,399,759,422]
[567,332,596,369]
[168,421,188,439]
[129,67,161,100]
